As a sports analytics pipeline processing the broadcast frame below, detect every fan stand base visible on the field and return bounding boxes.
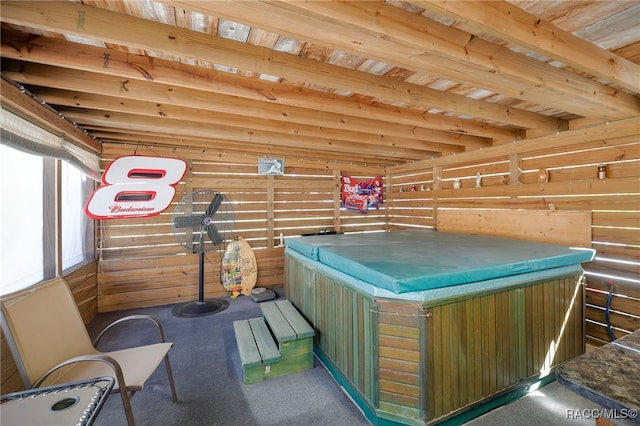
[172,299,229,318]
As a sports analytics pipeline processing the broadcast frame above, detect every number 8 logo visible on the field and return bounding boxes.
[85,156,187,219]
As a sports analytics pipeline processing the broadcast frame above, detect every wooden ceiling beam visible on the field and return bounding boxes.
[0,77,101,153]
[0,1,562,131]
[168,0,638,120]
[59,108,437,162]
[92,132,396,170]
[64,89,489,150]
[4,61,486,151]
[409,0,640,95]
[45,93,468,157]
[46,91,462,155]
[1,31,521,143]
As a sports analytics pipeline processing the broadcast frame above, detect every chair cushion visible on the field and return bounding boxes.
[38,343,174,391]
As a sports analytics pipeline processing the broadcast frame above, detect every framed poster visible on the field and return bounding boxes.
[340,175,383,214]
[258,158,284,175]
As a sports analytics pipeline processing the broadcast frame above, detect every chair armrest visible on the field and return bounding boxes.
[93,314,168,348]
[34,354,127,391]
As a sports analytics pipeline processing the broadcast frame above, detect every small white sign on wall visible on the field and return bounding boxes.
[258,158,284,175]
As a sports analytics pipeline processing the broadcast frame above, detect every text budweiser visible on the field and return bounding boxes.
[109,205,155,213]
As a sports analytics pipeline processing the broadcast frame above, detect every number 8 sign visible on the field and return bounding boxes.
[85,156,187,220]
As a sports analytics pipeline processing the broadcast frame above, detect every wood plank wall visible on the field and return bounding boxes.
[386,118,640,347]
[97,143,386,311]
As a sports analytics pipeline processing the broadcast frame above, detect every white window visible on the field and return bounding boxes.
[61,161,95,272]
[0,144,45,294]
[1,108,99,295]
[0,145,97,295]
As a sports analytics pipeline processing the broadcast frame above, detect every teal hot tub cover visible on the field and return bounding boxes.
[285,230,595,294]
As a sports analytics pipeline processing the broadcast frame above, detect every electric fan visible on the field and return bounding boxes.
[171,190,235,317]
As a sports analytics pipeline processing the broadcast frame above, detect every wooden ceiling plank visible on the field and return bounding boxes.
[573,3,640,51]
[511,1,632,33]
[0,1,561,130]
[169,0,636,120]
[278,0,639,118]
[411,0,640,95]
[0,31,521,142]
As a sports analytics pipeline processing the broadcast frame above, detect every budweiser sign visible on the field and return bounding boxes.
[85,155,186,220]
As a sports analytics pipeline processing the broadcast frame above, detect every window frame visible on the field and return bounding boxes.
[0,142,97,295]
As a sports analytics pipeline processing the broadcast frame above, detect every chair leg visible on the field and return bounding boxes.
[120,390,136,426]
[164,355,178,403]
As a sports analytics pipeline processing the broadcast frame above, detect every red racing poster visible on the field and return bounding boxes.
[340,175,383,214]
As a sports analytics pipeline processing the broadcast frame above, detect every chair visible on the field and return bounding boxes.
[0,277,178,425]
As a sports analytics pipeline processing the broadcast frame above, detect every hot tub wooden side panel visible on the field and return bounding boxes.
[424,276,584,421]
[375,300,424,420]
[285,256,378,408]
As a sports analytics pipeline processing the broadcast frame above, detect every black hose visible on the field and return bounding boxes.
[605,282,616,341]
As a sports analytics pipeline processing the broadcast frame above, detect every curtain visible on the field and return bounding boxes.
[0,107,101,180]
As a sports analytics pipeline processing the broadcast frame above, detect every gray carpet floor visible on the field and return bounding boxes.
[88,292,369,426]
[87,293,605,426]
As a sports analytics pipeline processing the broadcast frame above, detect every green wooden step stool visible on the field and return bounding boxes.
[233,300,315,384]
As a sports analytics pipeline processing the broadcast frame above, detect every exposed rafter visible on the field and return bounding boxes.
[0,0,637,168]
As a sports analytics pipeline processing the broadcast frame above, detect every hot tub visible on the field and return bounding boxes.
[284,230,595,425]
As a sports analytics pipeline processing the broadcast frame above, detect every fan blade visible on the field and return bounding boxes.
[207,224,224,246]
[173,215,205,228]
[206,193,224,217]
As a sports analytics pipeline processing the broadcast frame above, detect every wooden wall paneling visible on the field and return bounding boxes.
[273,174,336,236]
[585,273,640,345]
[436,209,592,247]
[509,153,523,185]
[521,135,640,183]
[386,170,437,230]
[388,170,434,193]
[587,277,640,301]
[592,227,640,250]
[393,118,640,176]
[333,170,342,233]
[254,247,285,288]
[96,142,386,311]
[96,121,639,343]
[589,260,640,283]
[386,120,639,346]
[267,175,275,248]
[0,331,23,394]
[438,155,511,189]
[63,261,99,324]
[585,297,640,332]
